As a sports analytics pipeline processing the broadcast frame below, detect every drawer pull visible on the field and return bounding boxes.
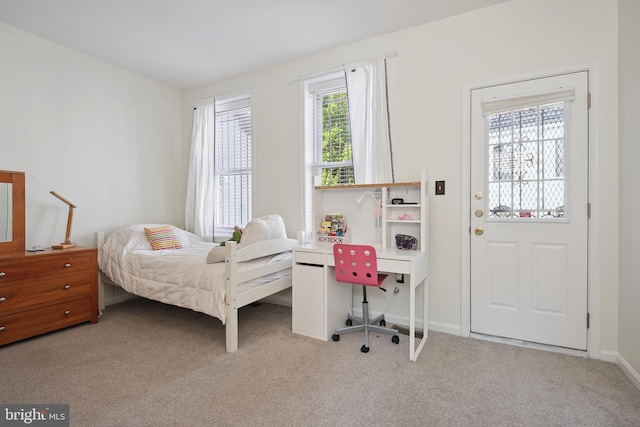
[0,297,5,303]
[0,326,5,332]
[64,263,71,268]
[64,285,71,289]
[65,310,71,315]
[0,272,5,277]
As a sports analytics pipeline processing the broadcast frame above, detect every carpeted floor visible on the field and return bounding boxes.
[2,297,639,426]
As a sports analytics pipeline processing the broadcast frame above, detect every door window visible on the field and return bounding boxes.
[487,102,566,221]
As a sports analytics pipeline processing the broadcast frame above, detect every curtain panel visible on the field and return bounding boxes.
[344,57,393,184]
[185,100,215,240]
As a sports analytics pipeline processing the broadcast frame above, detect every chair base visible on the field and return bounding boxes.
[332,300,399,352]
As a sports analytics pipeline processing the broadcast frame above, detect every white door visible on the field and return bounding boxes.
[470,71,589,350]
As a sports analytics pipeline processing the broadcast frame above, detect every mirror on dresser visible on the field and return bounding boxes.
[0,171,25,254]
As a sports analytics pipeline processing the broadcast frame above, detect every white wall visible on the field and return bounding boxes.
[617,0,640,386]
[182,0,620,355]
[0,22,184,249]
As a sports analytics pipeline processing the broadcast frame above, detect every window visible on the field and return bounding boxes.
[186,92,253,241]
[303,72,353,233]
[307,74,354,185]
[214,94,252,233]
[301,59,393,236]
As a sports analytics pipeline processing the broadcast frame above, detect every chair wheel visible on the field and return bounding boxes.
[392,335,399,344]
[346,319,353,326]
[380,319,386,327]
[361,345,369,353]
[332,334,340,342]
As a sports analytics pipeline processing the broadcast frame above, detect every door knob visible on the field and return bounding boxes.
[474,227,484,235]
[475,210,484,218]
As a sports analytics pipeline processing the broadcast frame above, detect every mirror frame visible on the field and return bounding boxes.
[0,170,25,254]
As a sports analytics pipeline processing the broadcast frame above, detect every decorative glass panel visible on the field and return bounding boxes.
[487,102,566,220]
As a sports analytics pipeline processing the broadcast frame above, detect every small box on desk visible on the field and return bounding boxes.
[315,233,350,246]
[316,213,348,245]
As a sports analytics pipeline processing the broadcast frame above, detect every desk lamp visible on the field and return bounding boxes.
[356,190,378,205]
[50,191,77,249]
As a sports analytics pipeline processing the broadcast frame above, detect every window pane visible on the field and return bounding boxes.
[215,173,252,228]
[214,103,252,228]
[315,89,354,185]
[487,102,566,220]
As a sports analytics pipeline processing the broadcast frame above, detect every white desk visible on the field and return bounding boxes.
[292,243,429,362]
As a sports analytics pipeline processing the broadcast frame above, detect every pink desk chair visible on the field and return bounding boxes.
[331,244,400,353]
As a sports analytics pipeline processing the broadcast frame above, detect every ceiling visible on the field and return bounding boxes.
[0,0,510,89]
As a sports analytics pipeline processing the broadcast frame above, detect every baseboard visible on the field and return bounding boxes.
[427,321,462,336]
[350,310,461,338]
[598,349,619,364]
[391,324,424,339]
[113,293,136,304]
[104,292,136,306]
[260,288,292,307]
[617,353,640,391]
[350,310,426,332]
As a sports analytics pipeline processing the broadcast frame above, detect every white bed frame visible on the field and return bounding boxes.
[96,232,298,353]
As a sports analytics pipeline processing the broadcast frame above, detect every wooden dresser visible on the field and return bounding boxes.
[0,246,98,346]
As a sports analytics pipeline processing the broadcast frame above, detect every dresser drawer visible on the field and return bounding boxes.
[0,297,92,346]
[0,272,92,316]
[0,254,93,284]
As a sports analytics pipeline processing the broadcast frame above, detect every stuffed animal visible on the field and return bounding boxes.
[220,225,243,246]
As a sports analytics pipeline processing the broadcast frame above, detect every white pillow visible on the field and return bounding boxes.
[206,214,287,263]
[240,214,287,247]
[107,224,203,252]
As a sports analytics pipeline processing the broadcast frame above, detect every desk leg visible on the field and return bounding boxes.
[409,275,428,362]
[410,279,416,360]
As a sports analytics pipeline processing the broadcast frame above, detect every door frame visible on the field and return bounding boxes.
[460,63,602,358]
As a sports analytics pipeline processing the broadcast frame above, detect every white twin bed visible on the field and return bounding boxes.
[97,215,299,352]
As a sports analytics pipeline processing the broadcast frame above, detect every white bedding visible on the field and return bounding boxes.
[98,224,291,324]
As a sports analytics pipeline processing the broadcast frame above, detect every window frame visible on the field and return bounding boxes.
[213,92,253,237]
[303,71,353,235]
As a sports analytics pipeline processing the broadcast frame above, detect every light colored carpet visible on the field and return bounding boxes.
[1,297,639,426]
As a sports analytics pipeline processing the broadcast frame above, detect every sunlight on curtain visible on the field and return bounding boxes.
[185,100,215,240]
[344,57,393,184]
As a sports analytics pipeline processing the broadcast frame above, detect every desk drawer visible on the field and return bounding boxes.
[294,251,325,266]
[326,255,411,274]
[377,259,412,274]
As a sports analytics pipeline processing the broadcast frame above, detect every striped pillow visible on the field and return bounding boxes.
[144,226,182,250]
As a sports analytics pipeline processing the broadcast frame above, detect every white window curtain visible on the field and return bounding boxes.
[185,99,215,240]
[344,57,393,184]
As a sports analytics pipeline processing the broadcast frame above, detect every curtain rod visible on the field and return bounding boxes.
[286,49,398,85]
[193,88,255,109]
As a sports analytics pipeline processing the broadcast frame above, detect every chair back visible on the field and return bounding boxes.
[333,244,385,287]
